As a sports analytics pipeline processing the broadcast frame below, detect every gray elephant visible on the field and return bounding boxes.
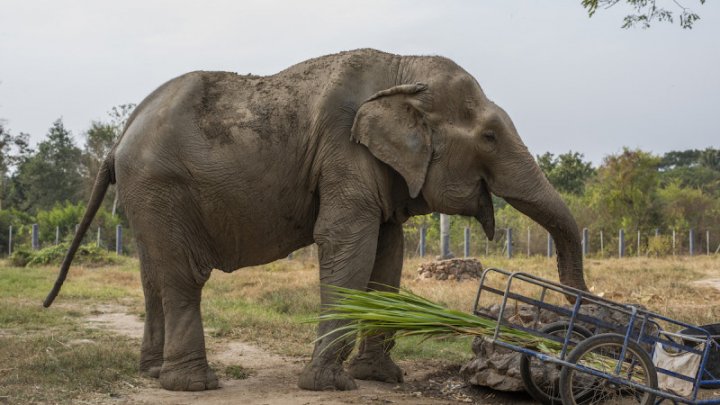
[44,49,588,392]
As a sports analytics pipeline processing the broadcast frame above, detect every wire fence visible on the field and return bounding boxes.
[5,222,717,261]
[403,224,720,259]
[4,224,130,256]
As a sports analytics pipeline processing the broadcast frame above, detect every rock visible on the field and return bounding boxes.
[416,259,483,281]
[461,337,525,391]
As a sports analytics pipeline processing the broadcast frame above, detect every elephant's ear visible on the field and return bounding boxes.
[350,83,432,199]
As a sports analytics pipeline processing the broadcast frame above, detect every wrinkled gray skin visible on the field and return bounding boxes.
[44,49,588,392]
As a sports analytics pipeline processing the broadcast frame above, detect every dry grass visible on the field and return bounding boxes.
[0,262,142,404]
[402,255,720,327]
[0,254,717,403]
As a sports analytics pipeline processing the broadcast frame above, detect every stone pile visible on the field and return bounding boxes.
[416,258,483,281]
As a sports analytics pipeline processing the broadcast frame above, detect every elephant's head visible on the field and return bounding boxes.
[351,57,588,291]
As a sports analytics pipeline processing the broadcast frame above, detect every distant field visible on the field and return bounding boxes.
[0,255,718,403]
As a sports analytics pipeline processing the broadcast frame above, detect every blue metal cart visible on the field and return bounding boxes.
[472,268,720,405]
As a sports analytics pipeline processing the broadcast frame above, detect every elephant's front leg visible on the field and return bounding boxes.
[297,212,380,391]
[348,221,404,383]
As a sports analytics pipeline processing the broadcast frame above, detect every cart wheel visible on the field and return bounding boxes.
[559,333,658,405]
[520,322,593,405]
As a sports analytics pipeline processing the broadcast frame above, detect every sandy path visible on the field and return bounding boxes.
[83,304,470,404]
[694,278,720,292]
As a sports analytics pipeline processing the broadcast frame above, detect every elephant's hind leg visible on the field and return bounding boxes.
[347,222,405,383]
[138,246,164,378]
[159,281,218,391]
[134,209,219,391]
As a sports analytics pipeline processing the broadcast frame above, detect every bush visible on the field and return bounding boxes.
[9,248,33,267]
[647,235,672,256]
[12,243,122,267]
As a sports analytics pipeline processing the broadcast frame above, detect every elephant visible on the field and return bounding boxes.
[43,48,588,392]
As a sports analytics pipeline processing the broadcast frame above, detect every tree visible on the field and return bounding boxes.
[81,104,135,214]
[12,119,83,212]
[658,148,720,194]
[0,123,34,210]
[658,180,715,231]
[582,0,706,29]
[586,148,662,231]
[537,151,596,195]
[700,148,720,171]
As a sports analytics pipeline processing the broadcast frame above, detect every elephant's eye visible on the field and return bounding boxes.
[481,131,497,143]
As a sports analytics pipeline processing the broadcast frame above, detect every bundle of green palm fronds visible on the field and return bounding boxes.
[317,286,562,355]
[318,287,648,383]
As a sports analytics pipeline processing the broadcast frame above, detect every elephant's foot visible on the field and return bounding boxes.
[297,362,357,391]
[139,354,163,379]
[348,354,404,383]
[140,366,162,379]
[159,363,219,391]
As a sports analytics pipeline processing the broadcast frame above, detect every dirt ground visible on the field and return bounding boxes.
[81,304,532,405]
[71,265,720,404]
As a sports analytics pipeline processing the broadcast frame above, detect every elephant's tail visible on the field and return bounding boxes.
[43,155,116,308]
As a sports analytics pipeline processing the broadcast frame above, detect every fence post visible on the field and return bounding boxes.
[547,233,553,258]
[8,225,12,255]
[707,230,710,255]
[582,228,589,257]
[419,226,426,258]
[637,230,641,257]
[689,229,694,256]
[55,226,60,245]
[600,230,604,257]
[115,225,123,255]
[464,227,470,258]
[506,228,513,259]
[527,227,531,257]
[439,214,451,259]
[97,226,101,248]
[672,229,676,256]
[32,223,39,250]
[618,229,625,258]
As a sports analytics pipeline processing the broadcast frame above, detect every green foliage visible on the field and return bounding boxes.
[646,235,672,256]
[0,208,34,251]
[9,247,33,267]
[586,148,661,231]
[582,0,705,29]
[10,243,121,267]
[537,151,595,195]
[11,119,83,212]
[34,201,121,245]
[658,181,715,230]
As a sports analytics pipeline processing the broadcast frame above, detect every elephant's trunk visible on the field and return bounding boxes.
[498,167,588,291]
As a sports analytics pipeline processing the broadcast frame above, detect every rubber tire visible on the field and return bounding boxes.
[559,333,658,405]
[520,322,593,405]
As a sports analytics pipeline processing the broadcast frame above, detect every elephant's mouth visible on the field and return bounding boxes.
[474,178,495,240]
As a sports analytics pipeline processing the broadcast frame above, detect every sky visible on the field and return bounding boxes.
[0,0,718,165]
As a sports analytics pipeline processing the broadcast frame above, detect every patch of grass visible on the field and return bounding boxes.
[0,333,140,404]
[224,364,252,379]
[394,335,475,363]
[258,286,319,315]
[0,262,141,302]
[0,300,67,328]
[202,296,316,356]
